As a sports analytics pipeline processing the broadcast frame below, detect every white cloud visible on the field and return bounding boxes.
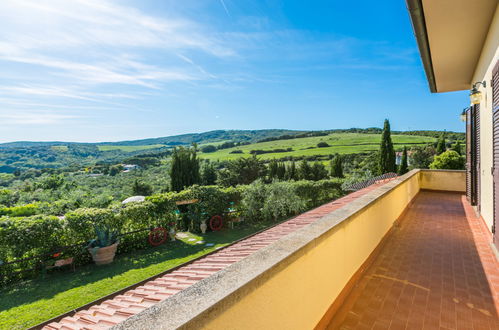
[0,111,81,125]
[0,0,233,95]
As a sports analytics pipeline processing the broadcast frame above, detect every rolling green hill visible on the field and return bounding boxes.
[0,128,460,173]
[199,133,437,161]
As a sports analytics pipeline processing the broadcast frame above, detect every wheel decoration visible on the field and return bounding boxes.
[209,215,223,231]
[148,227,167,246]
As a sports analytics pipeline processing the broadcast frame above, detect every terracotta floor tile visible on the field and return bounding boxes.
[328,191,499,330]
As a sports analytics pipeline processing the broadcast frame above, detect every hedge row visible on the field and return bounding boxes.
[0,180,343,284]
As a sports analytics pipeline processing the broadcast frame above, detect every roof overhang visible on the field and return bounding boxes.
[406,0,498,93]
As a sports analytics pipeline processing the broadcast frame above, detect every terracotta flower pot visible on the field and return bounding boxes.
[88,242,118,265]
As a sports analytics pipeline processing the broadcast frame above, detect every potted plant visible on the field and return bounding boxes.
[87,224,119,265]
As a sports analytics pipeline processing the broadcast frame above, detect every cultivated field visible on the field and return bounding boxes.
[200,133,436,161]
[97,144,167,152]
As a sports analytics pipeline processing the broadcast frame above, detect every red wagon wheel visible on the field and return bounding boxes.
[209,215,223,231]
[148,227,167,246]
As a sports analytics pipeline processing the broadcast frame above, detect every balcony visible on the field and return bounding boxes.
[45,169,499,329]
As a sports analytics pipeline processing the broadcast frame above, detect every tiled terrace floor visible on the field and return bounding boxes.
[44,183,386,329]
[328,191,499,330]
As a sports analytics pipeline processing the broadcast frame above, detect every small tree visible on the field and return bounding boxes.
[451,141,462,155]
[132,179,153,196]
[317,142,330,148]
[298,160,313,180]
[201,145,217,153]
[330,154,344,178]
[311,162,328,181]
[398,147,409,175]
[410,145,436,169]
[217,155,267,187]
[429,150,465,170]
[109,165,122,176]
[436,133,446,155]
[201,162,217,185]
[378,119,396,174]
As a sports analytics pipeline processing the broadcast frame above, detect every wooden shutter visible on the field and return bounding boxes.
[492,60,499,249]
[475,104,481,209]
[465,104,481,206]
[466,107,473,203]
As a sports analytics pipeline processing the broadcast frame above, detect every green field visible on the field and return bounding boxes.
[199,133,436,161]
[97,144,167,152]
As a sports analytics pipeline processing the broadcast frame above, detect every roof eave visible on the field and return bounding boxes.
[406,0,437,93]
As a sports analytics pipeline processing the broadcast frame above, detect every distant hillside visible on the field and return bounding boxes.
[0,129,303,149]
[0,128,463,173]
[98,129,303,146]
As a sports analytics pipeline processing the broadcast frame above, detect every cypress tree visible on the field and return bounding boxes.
[268,159,279,179]
[436,133,446,155]
[330,154,344,178]
[398,146,409,175]
[378,119,396,174]
[298,160,313,180]
[286,160,297,181]
[276,162,286,180]
[170,146,200,192]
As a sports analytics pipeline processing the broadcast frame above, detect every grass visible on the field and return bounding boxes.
[199,133,436,161]
[0,225,266,329]
[97,144,167,152]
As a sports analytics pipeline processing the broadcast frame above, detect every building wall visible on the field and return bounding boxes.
[472,5,499,232]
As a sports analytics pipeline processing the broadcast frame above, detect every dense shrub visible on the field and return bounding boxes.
[261,182,306,221]
[240,179,342,221]
[0,215,65,260]
[0,179,343,285]
[65,208,118,242]
[429,150,465,170]
[317,142,330,148]
[0,203,39,217]
[201,145,217,153]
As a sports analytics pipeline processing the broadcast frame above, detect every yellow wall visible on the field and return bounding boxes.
[419,170,466,192]
[472,5,499,232]
[185,171,448,330]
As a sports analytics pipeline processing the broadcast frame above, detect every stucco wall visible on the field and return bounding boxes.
[420,170,466,192]
[472,5,499,232]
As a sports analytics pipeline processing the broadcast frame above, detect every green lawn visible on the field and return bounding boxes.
[199,133,435,161]
[0,225,266,329]
[97,144,167,152]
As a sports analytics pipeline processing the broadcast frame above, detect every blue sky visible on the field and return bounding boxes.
[0,0,468,143]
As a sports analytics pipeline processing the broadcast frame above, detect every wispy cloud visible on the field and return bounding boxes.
[0,111,81,125]
[219,0,231,17]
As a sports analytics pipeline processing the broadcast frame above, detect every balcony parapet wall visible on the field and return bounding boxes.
[112,170,465,330]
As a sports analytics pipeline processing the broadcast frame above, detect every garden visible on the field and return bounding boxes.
[0,179,343,329]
